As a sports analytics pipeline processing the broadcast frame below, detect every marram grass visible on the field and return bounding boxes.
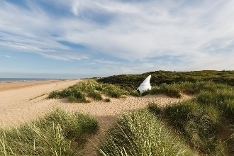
[148,82,234,155]
[98,110,195,156]
[48,79,129,103]
[0,108,98,156]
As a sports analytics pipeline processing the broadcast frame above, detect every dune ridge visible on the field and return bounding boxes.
[0,80,191,155]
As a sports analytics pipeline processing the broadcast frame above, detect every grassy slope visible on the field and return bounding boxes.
[98,70,234,156]
[147,82,234,155]
[7,70,234,155]
[97,70,234,90]
[48,79,129,103]
[98,81,234,155]
[99,110,195,156]
[0,109,98,156]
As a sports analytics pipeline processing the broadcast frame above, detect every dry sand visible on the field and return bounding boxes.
[0,80,192,155]
[0,79,81,127]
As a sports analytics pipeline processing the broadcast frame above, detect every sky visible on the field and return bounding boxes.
[0,0,234,78]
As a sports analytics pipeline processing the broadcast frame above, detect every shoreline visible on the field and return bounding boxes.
[0,79,81,128]
[0,79,79,92]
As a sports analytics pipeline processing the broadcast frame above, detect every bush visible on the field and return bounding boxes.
[163,100,198,130]
[159,84,182,98]
[227,129,234,155]
[88,91,103,101]
[129,90,140,97]
[104,98,111,102]
[147,102,161,116]
[67,90,88,103]
[103,84,128,98]
[48,91,61,99]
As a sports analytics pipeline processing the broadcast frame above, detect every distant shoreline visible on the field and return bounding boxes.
[0,79,79,92]
[0,78,71,83]
[0,79,81,128]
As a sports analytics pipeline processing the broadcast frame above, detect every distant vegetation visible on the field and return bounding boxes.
[97,70,234,90]
[0,109,98,155]
[49,70,234,102]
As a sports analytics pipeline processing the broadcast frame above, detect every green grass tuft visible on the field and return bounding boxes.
[48,79,129,103]
[99,110,195,156]
[0,109,98,155]
[147,82,234,155]
[104,98,111,102]
[87,90,103,101]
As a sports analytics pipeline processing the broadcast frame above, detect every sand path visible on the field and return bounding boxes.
[0,80,191,155]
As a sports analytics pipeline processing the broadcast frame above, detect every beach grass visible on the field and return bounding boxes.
[3,70,234,156]
[98,109,195,156]
[97,70,234,90]
[140,81,231,98]
[96,77,234,155]
[48,79,129,103]
[0,109,98,155]
[147,82,234,155]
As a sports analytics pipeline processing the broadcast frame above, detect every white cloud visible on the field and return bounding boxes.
[0,0,234,74]
[4,55,11,58]
[60,0,234,62]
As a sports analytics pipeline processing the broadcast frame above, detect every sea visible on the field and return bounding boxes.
[0,78,55,83]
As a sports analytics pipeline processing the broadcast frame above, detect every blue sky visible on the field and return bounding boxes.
[1,0,234,78]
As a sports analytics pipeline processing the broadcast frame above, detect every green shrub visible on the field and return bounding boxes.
[129,90,140,97]
[88,91,103,101]
[224,100,234,123]
[106,90,121,98]
[68,90,88,103]
[60,88,74,98]
[149,86,161,94]
[163,100,198,130]
[147,102,161,116]
[141,89,151,96]
[104,98,111,102]
[160,84,182,98]
[103,84,129,98]
[141,84,182,98]
[48,91,61,99]
[227,129,234,155]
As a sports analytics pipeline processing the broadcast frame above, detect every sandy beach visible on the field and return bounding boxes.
[0,80,191,155]
[0,79,81,127]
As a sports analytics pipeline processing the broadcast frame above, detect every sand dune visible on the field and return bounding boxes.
[0,80,191,155]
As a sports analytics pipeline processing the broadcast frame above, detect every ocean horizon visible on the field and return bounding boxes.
[0,78,58,83]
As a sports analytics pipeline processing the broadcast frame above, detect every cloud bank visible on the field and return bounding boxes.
[0,0,234,75]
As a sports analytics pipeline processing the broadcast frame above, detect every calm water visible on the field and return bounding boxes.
[0,78,53,83]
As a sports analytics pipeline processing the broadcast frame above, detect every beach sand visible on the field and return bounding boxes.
[0,80,191,155]
[0,79,81,127]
